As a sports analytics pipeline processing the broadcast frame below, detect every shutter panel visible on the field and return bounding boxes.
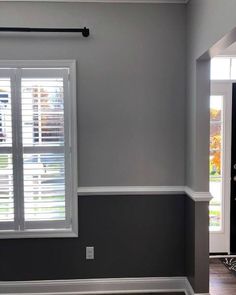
[0,62,77,237]
[21,71,69,229]
[0,76,14,227]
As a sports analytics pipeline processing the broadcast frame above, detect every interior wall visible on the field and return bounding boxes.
[186,0,236,293]
[186,0,236,190]
[0,1,186,187]
[0,195,186,281]
[0,2,187,281]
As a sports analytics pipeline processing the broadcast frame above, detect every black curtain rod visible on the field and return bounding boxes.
[0,27,90,37]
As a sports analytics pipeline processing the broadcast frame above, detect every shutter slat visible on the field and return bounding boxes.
[25,200,65,204]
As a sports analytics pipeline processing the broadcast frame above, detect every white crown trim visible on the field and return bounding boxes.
[77,186,213,202]
[0,0,189,3]
[0,276,204,295]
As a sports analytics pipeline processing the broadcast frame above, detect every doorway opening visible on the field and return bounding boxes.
[209,55,236,254]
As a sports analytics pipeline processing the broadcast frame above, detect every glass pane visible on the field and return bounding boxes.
[0,78,12,146]
[210,96,223,174]
[210,123,222,151]
[209,95,224,232]
[210,95,223,122]
[0,154,14,221]
[230,58,236,79]
[210,178,222,230]
[210,150,222,176]
[21,78,64,147]
[211,57,231,80]
[23,153,65,221]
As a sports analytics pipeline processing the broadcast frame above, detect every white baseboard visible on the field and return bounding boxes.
[185,279,210,295]
[0,277,209,295]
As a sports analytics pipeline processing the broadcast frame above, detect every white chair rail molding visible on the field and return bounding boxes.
[77,186,213,202]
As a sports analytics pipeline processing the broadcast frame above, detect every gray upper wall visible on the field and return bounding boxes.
[0,2,186,186]
[186,0,236,190]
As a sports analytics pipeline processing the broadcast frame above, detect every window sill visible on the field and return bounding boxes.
[0,228,78,239]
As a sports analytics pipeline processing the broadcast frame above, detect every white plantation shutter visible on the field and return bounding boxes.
[0,73,14,230]
[0,62,77,238]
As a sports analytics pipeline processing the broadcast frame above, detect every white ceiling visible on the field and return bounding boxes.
[0,0,189,3]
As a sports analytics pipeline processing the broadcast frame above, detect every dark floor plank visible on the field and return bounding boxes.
[210,258,236,295]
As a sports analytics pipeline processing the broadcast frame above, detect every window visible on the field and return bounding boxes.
[209,95,223,231]
[211,57,231,80]
[0,61,77,238]
[211,57,236,80]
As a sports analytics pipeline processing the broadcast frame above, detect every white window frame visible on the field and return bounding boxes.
[0,60,78,239]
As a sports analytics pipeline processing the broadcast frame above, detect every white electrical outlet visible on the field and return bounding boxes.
[86,246,94,260]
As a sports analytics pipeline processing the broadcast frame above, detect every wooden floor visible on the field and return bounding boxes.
[210,258,236,295]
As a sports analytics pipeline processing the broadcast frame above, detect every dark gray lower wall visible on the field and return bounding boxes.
[185,197,209,293]
[194,202,210,293]
[184,197,195,288]
[0,195,185,281]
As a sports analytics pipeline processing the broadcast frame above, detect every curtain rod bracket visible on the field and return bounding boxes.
[82,27,90,37]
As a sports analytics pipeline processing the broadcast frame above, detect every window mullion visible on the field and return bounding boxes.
[16,69,25,230]
[11,68,24,230]
[11,69,19,230]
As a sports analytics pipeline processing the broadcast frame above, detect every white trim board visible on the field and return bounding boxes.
[185,279,210,295]
[77,186,213,202]
[0,277,207,295]
[77,186,185,195]
[210,254,236,258]
[0,0,189,3]
[184,187,213,202]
